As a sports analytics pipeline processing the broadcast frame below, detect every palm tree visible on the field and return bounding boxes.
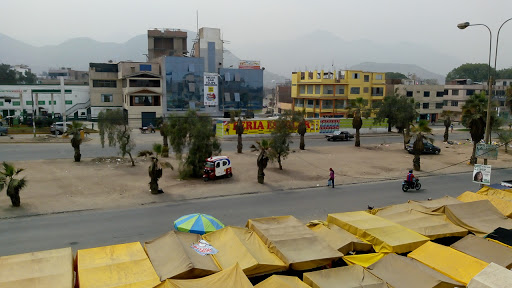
[148,143,163,194]
[250,139,270,184]
[441,110,453,142]
[462,92,487,165]
[348,97,369,147]
[159,120,170,157]
[410,120,433,171]
[69,121,85,162]
[297,118,307,150]
[497,130,512,153]
[0,162,27,207]
[235,118,244,153]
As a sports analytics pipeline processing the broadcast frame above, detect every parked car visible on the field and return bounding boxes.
[50,122,71,135]
[0,122,8,136]
[406,141,441,154]
[325,131,354,141]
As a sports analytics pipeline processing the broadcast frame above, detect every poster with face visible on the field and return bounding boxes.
[473,164,491,185]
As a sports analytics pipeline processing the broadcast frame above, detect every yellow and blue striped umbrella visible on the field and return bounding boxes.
[174,213,225,235]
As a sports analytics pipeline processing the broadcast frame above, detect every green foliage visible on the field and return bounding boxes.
[152,143,163,157]
[137,150,154,157]
[69,121,85,162]
[446,63,494,82]
[497,68,512,79]
[506,86,512,113]
[462,92,488,164]
[268,113,294,170]
[98,109,135,166]
[0,162,27,207]
[411,120,433,171]
[497,130,512,152]
[166,110,221,178]
[374,90,418,133]
[0,64,38,85]
[250,139,270,184]
[385,72,409,80]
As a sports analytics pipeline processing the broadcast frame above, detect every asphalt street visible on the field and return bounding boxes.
[1,168,510,257]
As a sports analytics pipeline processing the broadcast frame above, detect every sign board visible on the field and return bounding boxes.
[475,143,498,160]
[204,73,218,106]
[238,60,261,70]
[473,164,491,185]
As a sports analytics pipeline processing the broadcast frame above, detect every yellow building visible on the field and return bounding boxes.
[291,70,385,118]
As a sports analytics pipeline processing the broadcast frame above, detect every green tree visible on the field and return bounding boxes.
[348,97,370,147]
[441,110,454,142]
[497,130,512,153]
[446,63,494,82]
[374,92,399,132]
[506,85,512,114]
[235,117,244,153]
[0,162,27,207]
[410,120,433,171]
[98,109,136,166]
[148,143,164,194]
[0,64,17,84]
[497,68,512,79]
[159,118,170,157]
[166,110,221,178]
[68,121,85,162]
[461,92,487,165]
[250,139,270,184]
[385,72,409,80]
[269,113,294,170]
[297,117,307,150]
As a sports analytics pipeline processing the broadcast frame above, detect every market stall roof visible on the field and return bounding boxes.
[458,191,512,217]
[367,253,464,288]
[254,275,310,288]
[375,208,468,240]
[327,211,429,253]
[307,221,373,255]
[144,231,220,281]
[433,200,512,236]
[246,215,342,270]
[370,202,432,215]
[154,263,253,288]
[409,196,462,210]
[201,226,286,277]
[76,242,160,288]
[408,241,488,286]
[485,227,512,247]
[0,247,73,288]
[467,262,512,288]
[450,234,512,269]
[303,265,387,288]
[476,186,512,201]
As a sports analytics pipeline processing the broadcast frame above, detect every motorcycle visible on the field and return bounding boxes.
[402,178,421,192]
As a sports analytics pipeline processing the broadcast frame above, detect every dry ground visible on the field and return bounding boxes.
[1,136,511,218]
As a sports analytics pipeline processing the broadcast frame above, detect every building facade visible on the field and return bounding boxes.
[291,70,385,118]
[148,29,188,60]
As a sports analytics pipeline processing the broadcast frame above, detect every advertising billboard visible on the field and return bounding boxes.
[204,73,218,106]
[475,143,498,160]
[473,164,491,185]
[238,60,261,70]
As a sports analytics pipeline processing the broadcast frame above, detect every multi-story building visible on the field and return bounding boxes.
[485,79,511,120]
[192,27,223,73]
[40,68,89,85]
[291,70,385,118]
[147,29,188,60]
[443,81,484,121]
[89,62,164,127]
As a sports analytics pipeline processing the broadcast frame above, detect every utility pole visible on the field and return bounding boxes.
[61,77,67,134]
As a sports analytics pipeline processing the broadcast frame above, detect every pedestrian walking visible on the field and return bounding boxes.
[328,168,335,188]
[450,124,454,133]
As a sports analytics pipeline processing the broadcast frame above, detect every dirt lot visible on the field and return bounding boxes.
[1,133,511,218]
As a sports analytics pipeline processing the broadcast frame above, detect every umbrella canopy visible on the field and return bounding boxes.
[174,213,225,235]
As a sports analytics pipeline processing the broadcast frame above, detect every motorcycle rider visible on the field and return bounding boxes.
[406,170,415,187]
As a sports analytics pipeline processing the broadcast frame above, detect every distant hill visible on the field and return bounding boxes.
[350,62,446,84]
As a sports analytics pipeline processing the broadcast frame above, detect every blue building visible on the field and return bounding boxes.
[218,68,264,114]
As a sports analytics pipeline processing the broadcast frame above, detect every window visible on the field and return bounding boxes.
[503,81,508,86]
[307,100,315,108]
[363,87,369,93]
[423,103,429,109]
[101,94,113,103]
[350,87,360,94]
[444,89,448,95]
[294,98,304,107]
[372,87,383,96]
[451,101,458,107]
[139,64,151,71]
[65,100,72,105]
[307,85,313,94]
[436,91,444,97]
[93,80,117,88]
[335,100,345,108]
[322,100,333,108]
[364,75,370,82]
[26,101,33,105]
[352,73,360,79]
[375,74,383,80]
[131,95,160,106]
[315,85,320,94]
[323,86,333,95]
[406,91,413,97]
[500,101,505,106]
[415,102,420,109]
[129,79,160,87]
[337,87,345,94]
[435,103,443,109]
[424,91,430,97]
[299,86,305,94]
[466,89,475,96]
[452,89,459,96]
[443,100,448,106]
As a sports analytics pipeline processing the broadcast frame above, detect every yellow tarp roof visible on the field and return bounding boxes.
[155,263,253,288]
[409,196,462,210]
[327,211,429,253]
[370,202,432,215]
[0,247,73,288]
[254,275,310,288]
[76,242,160,288]
[342,252,387,268]
[467,262,512,288]
[458,191,512,217]
[303,265,387,288]
[450,234,512,269]
[433,200,512,236]
[408,241,488,286]
[144,231,219,281]
[375,208,468,240]
[477,186,512,201]
[307,222,373,255]
[201,226,286,277]
[246,216,342,270]
[367,253,464,288]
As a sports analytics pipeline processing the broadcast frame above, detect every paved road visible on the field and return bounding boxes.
[1,129,471,161]
[1,168,510,257]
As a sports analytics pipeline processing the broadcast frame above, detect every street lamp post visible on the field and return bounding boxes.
[457,18,512,165]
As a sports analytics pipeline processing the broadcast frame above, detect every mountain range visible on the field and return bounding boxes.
[0,30,450,85]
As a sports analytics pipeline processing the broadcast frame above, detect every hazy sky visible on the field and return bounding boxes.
[2,0,512,70]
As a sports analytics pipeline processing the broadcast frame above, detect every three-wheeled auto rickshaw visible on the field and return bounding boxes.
[203,156,232,181]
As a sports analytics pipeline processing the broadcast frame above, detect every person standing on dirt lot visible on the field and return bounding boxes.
[329,168,335,188]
